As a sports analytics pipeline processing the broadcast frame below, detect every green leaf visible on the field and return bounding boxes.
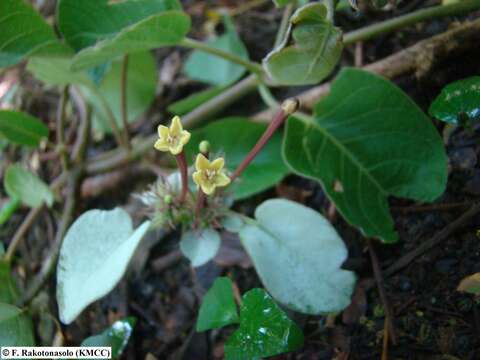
[283,68,447,242]
[238,199,355,314]
[0,261,19,304]
[84,51,157,133]
[186,118,289,200]
[180,228,221,267]
[429,76,480,124]
[0,0,67,68]
[0,303,35,346]
[184,16,249,85]
[196,277,239,331]
[457,273,480,295]
[167,86,226,116]
[263,3,343,85]
[224,288,303,360]
[57,208,150,324]
[81,318,136,359]
[27,57,93,87]
[0,197,21,226]
[0,110,49,147]
[273,0,295,6]
[58,0,191,70]
[4,164,54,208]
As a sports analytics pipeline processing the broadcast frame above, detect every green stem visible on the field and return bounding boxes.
[57,86,70,171]
[344,0,480,45]
[274,3,294,48]
[0,197,20,226]
[120,55,131,150]
[180,38,265,77]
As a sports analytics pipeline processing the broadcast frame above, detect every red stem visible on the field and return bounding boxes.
[175,151,189,203]
[230,103,293,182]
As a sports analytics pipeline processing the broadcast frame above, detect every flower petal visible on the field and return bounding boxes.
[215,172,231,187]
[210,157,225,171]
[195,153,210,171]
[180,130,191,146]
[192,171,203,187]
[170,116,183,136]
[154,139,170,152]
[201,182,216,195]
[170,142,184,155]
[157,125,169,139]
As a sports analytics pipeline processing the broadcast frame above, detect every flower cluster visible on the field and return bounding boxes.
[154,116,231,197]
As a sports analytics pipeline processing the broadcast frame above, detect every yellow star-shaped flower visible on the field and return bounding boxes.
[154,116,191,155]
[192,154,231,195]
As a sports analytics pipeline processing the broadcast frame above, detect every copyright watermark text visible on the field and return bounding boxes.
[1,347,111,359]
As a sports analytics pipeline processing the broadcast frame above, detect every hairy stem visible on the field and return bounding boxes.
[180,38,265,77]
[175,152,189,203]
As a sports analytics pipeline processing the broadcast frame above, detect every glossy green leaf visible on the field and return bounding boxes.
[429,76,480,124]
[0,0,66,68]
[58,0,190,70]
[225,288,303,360]
[84,51,157,132]
[167,86,226,116]
[0,261,19,304]
[4,164,54,208]
[0,303,35,346]
[81,318,136,359]
[196,277,239,331]
[180,228,221,267]
[57,208,150,324]
[0,197,21,226]
[238,199,355,314]
[186,118,289,200]
[184,16,249,85]
[0,110,49,147]
[263,3,343,85]
[283,68,447,242]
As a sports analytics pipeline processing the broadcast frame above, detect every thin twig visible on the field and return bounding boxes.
[120,55,131,150]
[56,86,70,170]
[385,202,480,277]
[367,239,397,345]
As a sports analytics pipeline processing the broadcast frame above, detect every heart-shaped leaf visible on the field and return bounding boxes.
[184,15,249,85]
[4,164,54,208]
[284,68,447,242]
[57,208,150,324]
[225,288,303,359]
[0,303,35,346]
[429,76,480,124]
[0,110,49,147]
[185,118,289,200]
[196,277,239,331]
[0,0,67,68]
[239,199,355,314]
[27,57,93,87]
[81,318,136,359]
[58,0,191,70]
[180,228,221,267]
[263,3,343,85]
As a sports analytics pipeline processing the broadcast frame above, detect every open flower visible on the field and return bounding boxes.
[154,116,191,155]
[192,154,231,195]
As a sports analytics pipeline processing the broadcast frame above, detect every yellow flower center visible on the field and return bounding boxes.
[205,169,217,181]
[167,134,178,145]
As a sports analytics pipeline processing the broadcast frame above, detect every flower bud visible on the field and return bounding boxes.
[199,140,211,155]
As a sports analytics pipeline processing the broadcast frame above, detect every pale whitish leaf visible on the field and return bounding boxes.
[0,0,67,68]
[284,68,447,242]
[58,0,190,70]
[263,3,343,85]
[239,199,356,314]
[180,228,221,267]
[4,164,54,208]
[57,208,150,324]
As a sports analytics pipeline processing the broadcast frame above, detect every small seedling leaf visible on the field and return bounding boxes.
[224,288,303,359]
[196,277,239,331]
